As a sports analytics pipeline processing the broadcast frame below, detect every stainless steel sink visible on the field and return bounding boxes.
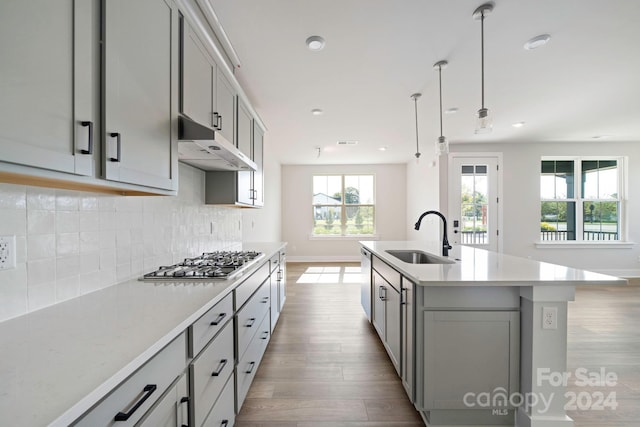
[386,249,455,265]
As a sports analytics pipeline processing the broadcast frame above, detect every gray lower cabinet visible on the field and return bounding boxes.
[0,0,94,177]
[202,373,236,427]
[401,277,415,401]
[137,374,189,427]
[371,269,401,374]
[73,333,187,426]
[236,310,271,409]
[103,0,178,191]
[277,249,286,314]
[419,310,519,424]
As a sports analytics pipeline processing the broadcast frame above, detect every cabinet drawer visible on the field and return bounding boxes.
[202,373,235,427]
[269,253,279,273]
[236,311,270,409]
[235,262,269,310]
[372,255,401,292]
[190,322,234,427]
[190,292,233,357]
[236,282,270,360]
[136,374,188,427]
[74,333,186,427]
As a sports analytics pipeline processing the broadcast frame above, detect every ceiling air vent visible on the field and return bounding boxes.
[337,140,358,145]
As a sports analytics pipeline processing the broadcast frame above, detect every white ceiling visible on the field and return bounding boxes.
[207,0,640,165]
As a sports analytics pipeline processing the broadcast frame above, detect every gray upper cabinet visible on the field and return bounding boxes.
[252,121,264,207]
[103,0,178,191]
[215,72,236,144]
[182,20,215,127]
[0,0,94,177]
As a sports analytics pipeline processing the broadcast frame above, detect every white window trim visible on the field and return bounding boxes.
[539,156,627,244]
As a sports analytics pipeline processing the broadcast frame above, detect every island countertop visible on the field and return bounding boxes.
[360,241,627,286]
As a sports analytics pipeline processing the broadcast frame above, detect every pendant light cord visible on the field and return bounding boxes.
[480,10,485,109]
[413,95,420,157]
[438,65,444,137]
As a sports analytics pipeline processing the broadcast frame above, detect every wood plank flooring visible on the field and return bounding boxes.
[236,263,640,427]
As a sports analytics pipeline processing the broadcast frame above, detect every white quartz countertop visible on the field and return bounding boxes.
[0,242,286,427]
[360,241,627,286]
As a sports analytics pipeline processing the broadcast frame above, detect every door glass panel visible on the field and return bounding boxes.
[460,164,489,245]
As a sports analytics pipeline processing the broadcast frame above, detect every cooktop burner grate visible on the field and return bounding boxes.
[142,250,263,281]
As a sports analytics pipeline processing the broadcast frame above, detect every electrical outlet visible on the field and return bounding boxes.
[0,235,17,271]
[542,306,558,330]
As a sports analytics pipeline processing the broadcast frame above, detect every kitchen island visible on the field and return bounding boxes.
[360,241,626,427]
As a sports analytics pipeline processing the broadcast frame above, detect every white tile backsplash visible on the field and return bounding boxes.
[0,164,242,322]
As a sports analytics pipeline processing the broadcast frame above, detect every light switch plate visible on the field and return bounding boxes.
[0,235,16,271]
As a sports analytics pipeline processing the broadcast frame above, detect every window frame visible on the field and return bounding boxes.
[537,156,629,247]
[311,174,376,238]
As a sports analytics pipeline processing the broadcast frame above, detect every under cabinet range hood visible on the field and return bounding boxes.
[177,115,257,171]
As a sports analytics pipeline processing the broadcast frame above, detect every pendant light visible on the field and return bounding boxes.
[411,93,422,160]
[473,3,494,134]
[434,60,449,155]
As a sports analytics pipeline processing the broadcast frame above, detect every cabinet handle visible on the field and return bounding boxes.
[80,121,93,155]
[179,396,190,427]
[260,331,269,340]
[261,296,269,304]
[246,317,256,327]
[378,285,386,300]
[212,112,218,128]
[209,313,227,326]
[109,132,121,162]
[401,288,407,305]
[245,361,256,374]
[114,384,157,421]
[211,359,228,377]
[217,114,222,131]
[221,420,229,427]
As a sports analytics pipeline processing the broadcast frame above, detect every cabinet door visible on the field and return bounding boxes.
[252,122,264,207]
[136,374,188,427]
[422,311,519,410]
[371,271,386,340]
[236,99,252,157]
[182,20,215,127]
[103,0,177,191]
[0,0,94,176]
[401,278,414,399]
[385,284,401,374]
[278,251,286,312]
[215,72,236,144]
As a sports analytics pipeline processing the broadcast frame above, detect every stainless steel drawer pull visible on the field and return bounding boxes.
[80,121,93,155]
[209,313,227,326]
[211,359,228,377]
[246,317,256,327]
[109,132,121,162]
[245,361,256,374]
[179,396,190,427]
[114,384,157,421]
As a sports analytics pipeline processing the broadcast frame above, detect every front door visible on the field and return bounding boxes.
[448,156,500,252]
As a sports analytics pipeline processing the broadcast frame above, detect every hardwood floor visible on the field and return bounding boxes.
[236,263,640,427]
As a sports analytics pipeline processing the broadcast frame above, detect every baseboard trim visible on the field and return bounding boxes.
[287,255,361,263]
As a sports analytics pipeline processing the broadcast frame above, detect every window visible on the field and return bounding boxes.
[312,174,375,236]
[540,158,622,241]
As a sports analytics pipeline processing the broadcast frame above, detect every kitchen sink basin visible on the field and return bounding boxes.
[386,249,455,265]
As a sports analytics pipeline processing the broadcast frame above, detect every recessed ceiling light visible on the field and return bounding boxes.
[311,108,323,116]
[379,146,388,151]
[445,107,459,114]
[592,135,612,139]
[306,36,325,51]
[524,34,551,50]
[337,140,358,145]
[512,121,525,128]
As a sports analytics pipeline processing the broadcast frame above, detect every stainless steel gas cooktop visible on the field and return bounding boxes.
[142,250,263,281]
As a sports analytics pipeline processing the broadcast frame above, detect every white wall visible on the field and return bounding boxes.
[406,156,442,245]
[452,141,640,276]
[282,164,407,261]
[0,164,244,322]
[242,134,282,242]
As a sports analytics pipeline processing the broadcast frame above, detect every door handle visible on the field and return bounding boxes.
[80,121,93,155]
[109,132,121,162]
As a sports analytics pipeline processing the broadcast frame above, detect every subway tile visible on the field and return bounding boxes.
[99,211,116,231]
[99,248,116,270]
[79,252,100,275]
[26,187,55,210]
[0,265,28,322]
[79,211,100,232]
[0,209,27,235]
[57,255,80,280]
[79,272,102,295]
[27,210,55,235]
[56,211,79,233]
[27,234,55,261]
[115,229,131,247]
[56,275,80,302]
[98,196,116,212]
[55,191,79,211]
[80,196,99,211]
[27,259,56,286]
[0,184,26,209]
[116,246,131,266]
[27,281,56,312]
[56,233,80,256]
[79,231,100,254]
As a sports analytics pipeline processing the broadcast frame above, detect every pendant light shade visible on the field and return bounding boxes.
[473,3,494,134]
[434,60,449,156]
[411,93,422,160]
